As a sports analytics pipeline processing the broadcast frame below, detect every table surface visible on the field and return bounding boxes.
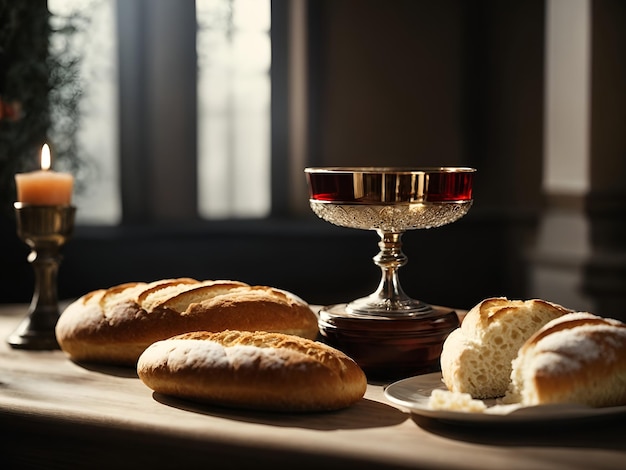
[0,302,625,470]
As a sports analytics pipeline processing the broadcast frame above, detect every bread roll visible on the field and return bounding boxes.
[506,312,626,407]
[137,330,367,412]
[55,278,319,366]
[440,297,571,399]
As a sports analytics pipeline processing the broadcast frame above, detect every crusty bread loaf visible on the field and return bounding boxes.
[137,330,367,412]
[55,278,319,366]
[440,297,571,399]
[506,312,626,407]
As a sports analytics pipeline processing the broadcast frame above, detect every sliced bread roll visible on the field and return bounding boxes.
[440,297,571,399]
[506,312,626,407]
[137,330,367,412]
[56,278,319,366]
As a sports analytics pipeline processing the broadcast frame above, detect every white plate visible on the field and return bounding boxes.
[384,372,626,424]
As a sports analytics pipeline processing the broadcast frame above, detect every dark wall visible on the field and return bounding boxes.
[307,0,545,211]
[583,0,626,319]
[1,212,535,312]
[309,0,467,168]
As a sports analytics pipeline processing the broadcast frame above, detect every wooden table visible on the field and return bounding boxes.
[0,303,624,469]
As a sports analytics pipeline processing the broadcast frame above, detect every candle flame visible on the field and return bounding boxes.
[41,144,51,171]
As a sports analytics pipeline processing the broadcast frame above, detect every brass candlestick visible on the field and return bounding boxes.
[9,202,76,349]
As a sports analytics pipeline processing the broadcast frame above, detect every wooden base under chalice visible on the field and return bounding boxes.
[8,202,76,350]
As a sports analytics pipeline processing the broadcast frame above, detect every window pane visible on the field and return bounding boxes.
[197,0,271,218]
[48,0,120,224]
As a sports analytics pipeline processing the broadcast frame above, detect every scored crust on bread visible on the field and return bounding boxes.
[505,312,626,407]
[55,278,320,366]
[440,297,572,399]
[137,330,367,412]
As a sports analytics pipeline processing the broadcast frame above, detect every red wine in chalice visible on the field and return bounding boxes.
[307,167,474,204]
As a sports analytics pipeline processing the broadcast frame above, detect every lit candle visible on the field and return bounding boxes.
[15,144,74,205]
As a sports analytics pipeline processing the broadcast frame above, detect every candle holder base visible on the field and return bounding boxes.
[7,312,61,350]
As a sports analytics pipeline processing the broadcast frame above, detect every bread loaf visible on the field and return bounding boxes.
[137,330,367,412]
[55,278,319,366]
[506,312,626,407]
[440,297,571,399]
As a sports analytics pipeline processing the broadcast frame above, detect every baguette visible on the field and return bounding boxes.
[55,278,319,366]
[137,330,367,412]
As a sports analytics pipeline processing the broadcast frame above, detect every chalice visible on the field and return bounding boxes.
[305,167,475,380]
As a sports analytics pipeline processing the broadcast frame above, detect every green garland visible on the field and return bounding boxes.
[0,0,87,217]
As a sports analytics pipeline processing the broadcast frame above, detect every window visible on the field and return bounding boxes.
[48,0,120,224]
[197,0,271,218]
[49,0,271,224]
